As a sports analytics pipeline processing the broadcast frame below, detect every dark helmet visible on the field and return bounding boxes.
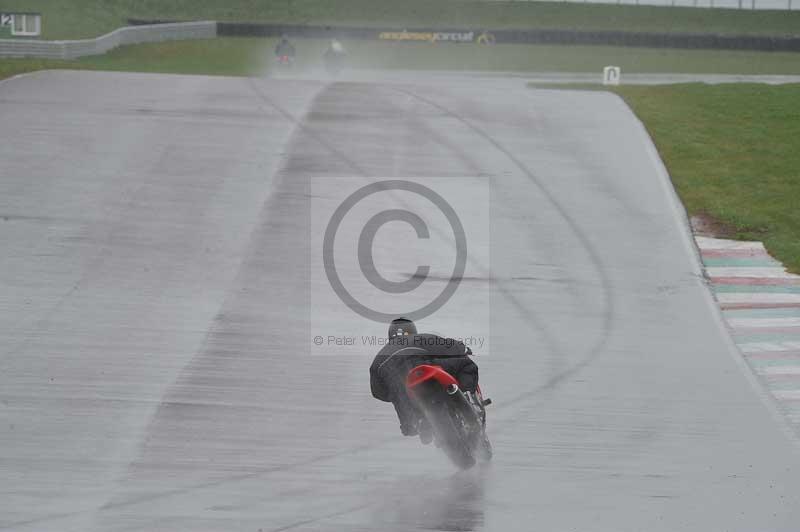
[388,317,417,339]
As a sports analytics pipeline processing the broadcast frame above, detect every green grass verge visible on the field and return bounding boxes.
[6,0,800,39]
[532,82,800,272]
[0,58,73,80]
[341,41,800,74]
[76,38,268,76]
[5,37,800,80]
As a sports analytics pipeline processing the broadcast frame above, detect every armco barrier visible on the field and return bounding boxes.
[0,21,216,59]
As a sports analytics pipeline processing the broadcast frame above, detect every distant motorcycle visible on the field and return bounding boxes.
[275,54,294,69]
[274,35,296,72]
[323,40,346,75]
[406,364,492,469]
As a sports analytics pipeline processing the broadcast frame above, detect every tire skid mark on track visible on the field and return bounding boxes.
[258,80,589,422]
[7,72,800,532]
[76,80,410,529]
[215,79,612,455]
[380,90,570,399]
[106,81,379,481]
[13,79,612,531]
[0,79,334,532]
[82,81,352,528]
[243,81,616,449]
[56,81,416,530]
[247,78,568,365]
[247,78,372,176]
[391,86,616,414]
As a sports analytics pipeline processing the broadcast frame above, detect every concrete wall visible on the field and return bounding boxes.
[0,21,217,59]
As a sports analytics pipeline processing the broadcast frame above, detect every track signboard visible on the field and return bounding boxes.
[0,13,41,37]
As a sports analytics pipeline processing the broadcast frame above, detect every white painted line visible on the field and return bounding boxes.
[718,293,800,304]
[773,390,800,400]
[740,341,800,353]
[695,237,765,251]
[706,267,800,279]
[727,317,800,328]
[758,366,800,376]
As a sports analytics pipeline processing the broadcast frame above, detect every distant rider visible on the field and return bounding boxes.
[323,39,346,74]
[369,318,479,443]
[274,34,296,62]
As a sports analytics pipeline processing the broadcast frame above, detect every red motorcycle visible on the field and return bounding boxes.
[275,54,294,69]
[406,365,493,469]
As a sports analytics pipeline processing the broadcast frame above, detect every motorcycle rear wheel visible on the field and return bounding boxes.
[476,430,493,462]
[430,405,476,469]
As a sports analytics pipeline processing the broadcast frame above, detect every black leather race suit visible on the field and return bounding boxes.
[274,40,296,58]
[369,333,478,435]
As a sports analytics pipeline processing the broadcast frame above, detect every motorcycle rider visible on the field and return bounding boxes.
[274,34,296,62]
[369,318,478,443]
[323,39,346,74]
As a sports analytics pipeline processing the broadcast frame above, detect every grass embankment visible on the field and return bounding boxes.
[589,83,799,272]
[6,0,800,39]
[0,58,67,80]
[4,37,800,81]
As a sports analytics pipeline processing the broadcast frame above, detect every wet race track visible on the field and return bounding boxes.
[1,70,799,531]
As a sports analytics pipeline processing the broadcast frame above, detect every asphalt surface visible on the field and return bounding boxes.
[1,70,799,532]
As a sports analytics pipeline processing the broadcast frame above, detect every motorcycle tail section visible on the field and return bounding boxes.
[406,365,492,469]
